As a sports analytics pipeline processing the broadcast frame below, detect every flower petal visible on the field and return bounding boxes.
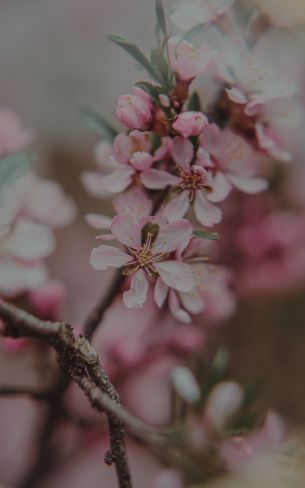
[0,259,47,295]
[111,215,142,248]
[154,277,168,308]
[208,172,232,202]
[85,213,112,230]
[81,171,113,198]
[194,192,222,227]
[101,167,134,193]
[227,174,268,194]
[123,269,149,308]
[141,169,180,190]
[154,261,195,292]
[172,137,194,169]
[179,290,205,314]
[6,220,55,261]
[130,151,153,170]
[169,290,191,323]
[154,220,193,254]
[90,245,131,270]
[165,193,190,222]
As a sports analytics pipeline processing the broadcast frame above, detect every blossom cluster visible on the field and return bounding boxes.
[81,0,305,323]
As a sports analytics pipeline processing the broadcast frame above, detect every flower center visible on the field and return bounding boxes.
[178,169,212,203]
[123,231,167,277]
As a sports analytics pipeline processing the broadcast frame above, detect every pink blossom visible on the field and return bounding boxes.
[172,111,208,138]
[141,137,227,227]
[0,108,33,157]
[169,40,212,82]
[82,130,155,196]
[171,0,235,30]
[199,124,268,194]
[90,215,195,309]
[0,172,75,296]
[235,211,305,294]
[116,89,153,130]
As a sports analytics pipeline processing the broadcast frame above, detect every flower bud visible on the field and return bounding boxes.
[173,111,208,138]
[116,93,152,130]
[171,365,201,404]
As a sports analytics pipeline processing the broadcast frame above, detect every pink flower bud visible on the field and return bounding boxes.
[173,111,208,138]
[116,93,152,130]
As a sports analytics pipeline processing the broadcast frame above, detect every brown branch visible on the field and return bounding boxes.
[0,299,132,488]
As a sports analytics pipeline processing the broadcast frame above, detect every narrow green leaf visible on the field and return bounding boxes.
[187,91,202,112]
[135,81,162,104]
[193,230,219,240]
[78,105,118,141]
[155,0,167,35]
[107,34,160,82]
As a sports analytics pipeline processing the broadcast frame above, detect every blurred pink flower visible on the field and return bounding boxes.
[169,40,212,82]
[199,124,268,194]
[0,108,33,158]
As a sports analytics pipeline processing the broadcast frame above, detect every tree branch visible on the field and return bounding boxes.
[0,299,132,488]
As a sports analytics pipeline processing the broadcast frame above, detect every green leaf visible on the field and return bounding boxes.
[155,0,167,35]
[150,47,170,88]
[0,152,31,194]
[135,81,162,104]
[78,105,118,141]
[187,91,202,112]
[193,230,219,240]
[107,34,160,82]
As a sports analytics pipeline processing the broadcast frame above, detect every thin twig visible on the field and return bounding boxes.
[0,385,54,400]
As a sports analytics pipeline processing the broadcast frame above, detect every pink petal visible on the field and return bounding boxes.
[0,260,47,295]
[154,261,195,292]
[6,220,55,261]
[130,151,153,170]
[227,174,268,194]
[179,290,205,314]
[169,291,191,324]
[90,245,131,270]
[196,147,214,168]
[114,187,152,219]
[172,137,194,169]
[141,169,180,190]
[123,269,149,309]
[225,87,247,104]
[154,277,168,308]
[100,167,134,193]
[81,171,112,198]
[194,192,222,227]
[208,172,232,202]
[113,133,133,164]
[85,213,112,230]
[165,193,190,222]
[111,215,142,248]
[154,220,193,254]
